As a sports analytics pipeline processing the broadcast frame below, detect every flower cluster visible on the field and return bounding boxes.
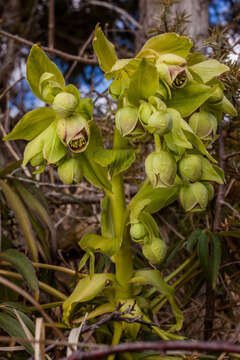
[5,46,92,184]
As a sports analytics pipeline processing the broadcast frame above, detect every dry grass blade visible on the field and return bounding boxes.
[35,318,45,360]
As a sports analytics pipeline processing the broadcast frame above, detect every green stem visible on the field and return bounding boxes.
[109,129,133,299]
[154,134,162,152]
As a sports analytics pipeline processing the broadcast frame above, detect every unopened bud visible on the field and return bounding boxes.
[189,111,217,143]
[147,110,173,135]
[52,92,78,117]
[142,237,167,264]
[130,222,147,242]
[145,151,177,188]
[58,158,82,184]
[39,72,62,103]
[179,182,208,212]
[178,154,202,182]
[115,106,138,136]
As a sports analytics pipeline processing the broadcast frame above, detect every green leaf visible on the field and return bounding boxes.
[197,232,211,283]
[63,273,114,325]
[13,181,56,256]
[101,196,114,238]
[128,59,159,106]
[210,233,221,289]
[92,24,118,72]
[131,270,183,331]
[218,231,240,238]
[76,98,93,120]
[0,160,22,178]
[189,60,229,83]
[26,44,65,102]
[0,180,38,262]
[187,52,207,66]
[43,120,67,163]
[186,229,202,252]
[79,233,120,257]
[93,148,135,177]
[0,312,34,354]
[4,108,56,141]
[167,82,215,117]
[80,123,111,190]
[137,33,193,58]
[0,249,38,292]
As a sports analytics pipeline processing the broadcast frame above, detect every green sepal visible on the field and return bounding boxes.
[128,59,159,106]
[137,33,193,59]
[92,24,117,72]
[93,148,135,177]
[79,233,121,257]
[62,273,114,325]
[79,123,112,191]
[42,120,67,163]
[4,108,56,141]
[26,44,65,102]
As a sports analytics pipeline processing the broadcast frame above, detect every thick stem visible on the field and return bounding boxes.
[109,129,133,299]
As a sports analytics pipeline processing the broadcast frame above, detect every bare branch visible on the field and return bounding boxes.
[0,76,24,101]
[0,30,97,64]
[63,340,240,360]
[86,0,142,30]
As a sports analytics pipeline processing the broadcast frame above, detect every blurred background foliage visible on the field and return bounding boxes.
[0,0,240,358]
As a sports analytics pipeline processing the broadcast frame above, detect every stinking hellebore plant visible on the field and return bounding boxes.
[4,25,237,350]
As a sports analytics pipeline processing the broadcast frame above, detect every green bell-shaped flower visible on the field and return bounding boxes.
[179,182,209,212]
[130,222,147,243]
[138,102,155,126]
[115,106,138,136]
[147,110,173,135]
[189,111,217,143]
[52,92,78,117]
[39,72,62,103]
[57,115,90,153]
[178,154,202,182]
[156,62,188,88]
[145,151,177,188]
[58,158,83,184]
[142,236,167,265]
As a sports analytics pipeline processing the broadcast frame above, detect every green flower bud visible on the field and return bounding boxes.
[179,182,208,212]
[202,182,215,201]
[145,151,177,188]
[39,72,62,103]
[147,110,173,135]
[148,96,167,111]
[142,237,167,264]
[57,115,90,153]
[138,102,154,126]
[130,222,147,242]
[207,87,223,104]
[178,154,202,182]
[115,106,138,136]
[189,111,217,143]
[52,92,78,117]
[58,158,82,184]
